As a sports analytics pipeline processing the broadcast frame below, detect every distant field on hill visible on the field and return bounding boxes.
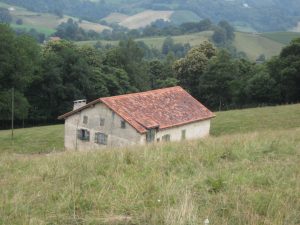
[0,2,111,35]
[233,32,284,60]
[167,10,201,25]
[0,104,299,224]
[136,31,212,48]
[261,32,300,45]
[77,31,287,60]
[102,12,129,24]
[119,10,173,29]
[77,31,212,48]
[0,104,299,154]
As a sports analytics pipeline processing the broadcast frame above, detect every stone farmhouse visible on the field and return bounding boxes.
[58,86,215,150]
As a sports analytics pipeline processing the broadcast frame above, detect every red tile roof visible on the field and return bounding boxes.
[58,86,215,133]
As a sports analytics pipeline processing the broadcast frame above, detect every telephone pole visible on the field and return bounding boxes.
[11,87,14,140]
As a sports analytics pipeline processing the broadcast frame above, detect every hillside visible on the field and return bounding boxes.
[233,32,285,60]
[2,0,300,32]
[1,104,300,154]
[0,2,111,35]
[0,104,299,224]
[77,31,293,60]
[102,12,129,24]
[260,32,300,45]
[119,10,174,29]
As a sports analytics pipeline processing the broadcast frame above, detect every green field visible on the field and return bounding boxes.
[261,32,300,45]
[1,104,300,154]
[0,1,111,36]
[77,31,212,48]
[170,10,201,25]
[0,104,299,224]
[233,32,284,60]
[77,31,289,60]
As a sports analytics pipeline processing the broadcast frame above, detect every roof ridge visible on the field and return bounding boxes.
[100,86,183,100]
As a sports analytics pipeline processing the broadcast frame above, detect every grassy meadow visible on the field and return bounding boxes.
[77,31,289,60]
[0,104,299,224]
[233,32,284,60]
[260,32,300,45]
[0,2,110,36]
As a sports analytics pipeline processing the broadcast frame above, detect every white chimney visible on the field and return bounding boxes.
[73,99,86,110]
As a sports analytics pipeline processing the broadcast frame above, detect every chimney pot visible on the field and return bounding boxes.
[73,99,86,110]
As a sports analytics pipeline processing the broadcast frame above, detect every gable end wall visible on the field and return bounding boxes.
[64,103,143,150]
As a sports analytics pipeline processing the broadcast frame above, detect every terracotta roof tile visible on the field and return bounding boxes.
[58,86,215,133]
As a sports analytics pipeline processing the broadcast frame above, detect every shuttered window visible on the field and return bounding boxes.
[95,132,108,145]
[146,129,156,143]
[162,134,171,142]
[100,118,105,126]
[181,130,186,140]
[77,129,90,141]
[83,116,88,124]
[121,120,126,129]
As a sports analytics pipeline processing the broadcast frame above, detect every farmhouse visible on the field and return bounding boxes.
[58,86,215,150]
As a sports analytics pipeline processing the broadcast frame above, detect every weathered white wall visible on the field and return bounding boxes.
[64,103,143,150]
[140,119,211,144]
[64,102,212,150]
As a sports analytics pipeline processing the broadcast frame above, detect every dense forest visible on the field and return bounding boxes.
[2,0,300,32]
[0,23,299,128]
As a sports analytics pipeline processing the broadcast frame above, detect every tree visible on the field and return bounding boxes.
[104,39,149,91]
[212,27,227,45]
[218,20,235,41]
[245,67,279,104]
[162,37,174,55]
[267,38,300,103]
[16,18,23,25]
[0,7,12,24]
[0,24,40,120]
[173,41,216,96]
[198,50,238,110]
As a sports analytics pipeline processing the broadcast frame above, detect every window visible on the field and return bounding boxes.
[121,120,126,129]
[83,116,88,124]
[77,129,90,141]
[162,134,171,142]
[181,130,186,140]
[95,132,108,145]
[146,129,155,143]
[100,118,105,126]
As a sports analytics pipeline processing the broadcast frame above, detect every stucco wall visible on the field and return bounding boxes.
[140,119,211,144]
[64,103,143,150]
[64,103,212,150]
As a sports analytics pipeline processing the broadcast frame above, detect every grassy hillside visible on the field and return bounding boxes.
[260,32,300,45]
[77,31,212,48]
[0,104,299,224]
[77,31,287,60]
[0,1,111,35]
[0,104,299,154]
[119,10,174,29]
[233,32,284,60]
[102,12,129,24]
[170,10,201,25]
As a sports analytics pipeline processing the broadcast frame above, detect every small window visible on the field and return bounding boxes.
[83,116,88,124]
[181,130,186,140]
[121,120,126,129]
[77,129,90,141]
[100,118,105,126]
[95,132,108,145]
[162,134,171,142]
[146,129,155,143]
